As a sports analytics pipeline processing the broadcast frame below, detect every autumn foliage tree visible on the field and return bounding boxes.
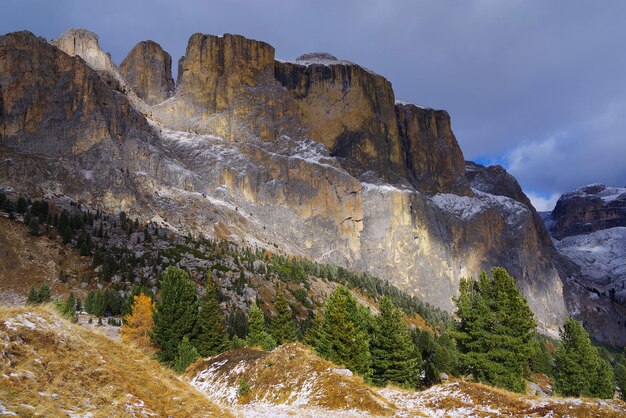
[121,293,156,352]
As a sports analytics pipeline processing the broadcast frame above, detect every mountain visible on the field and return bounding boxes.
[0,27,608,340]
[544,184,626,346]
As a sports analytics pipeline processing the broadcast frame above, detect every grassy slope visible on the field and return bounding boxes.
[0,216,92,304]
[0,306,231,417]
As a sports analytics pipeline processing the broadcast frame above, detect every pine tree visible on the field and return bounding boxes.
[151,266,198,364]
[37,283,51,303]
[554,318,614,398]
[192,275,229,357]
[312,286,372,377]
[28,216,40,236]
[246,304,276,351]
[269,293,297,345]
[370,296,421,388]
[121,293,155,351]
[174,336,200,373]
[27,286,39,304]
[452,268,536,393]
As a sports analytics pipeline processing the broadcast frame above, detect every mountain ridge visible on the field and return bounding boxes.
[0,27,614,342]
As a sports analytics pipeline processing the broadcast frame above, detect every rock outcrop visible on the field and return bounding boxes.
[120,40,175,105]
[0,31,151,155]
[396,104,470,195]
[547,183,626,240]
[50,28,127,90]
[543,184,626,346]
[275,54,406,183]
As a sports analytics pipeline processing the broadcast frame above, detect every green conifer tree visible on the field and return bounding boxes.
[312,286,372,377]
[37,283,51,303]
[370,296,421,388]
[615,360,626,397]
[246,304,276,351]
[554,318,614,398]
[151,266,198,364]
[192,275,230,357]
[173,336,200,373]
[269,293,298,345]
[27,286,39,304]
[452,268,536,393]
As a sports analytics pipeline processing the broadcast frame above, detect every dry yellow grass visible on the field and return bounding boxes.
[186,342,396,416]
[0,305,231,417]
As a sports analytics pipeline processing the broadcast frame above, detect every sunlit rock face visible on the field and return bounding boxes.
[120,40,175,105]
[0,29,586,338]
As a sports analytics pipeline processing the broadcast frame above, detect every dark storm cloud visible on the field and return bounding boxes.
[2,0,625,210]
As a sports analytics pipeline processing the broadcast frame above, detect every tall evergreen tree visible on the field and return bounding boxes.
[151,267,198,364]
[453,268,536,393]
[615,361,626,397]
[370,296,421,388]
[312,286,372,377]
[192,275,230,357]
[246,304,276,351]
[269,293,298,345]
[554,318,614,398]
[27,286,39,304]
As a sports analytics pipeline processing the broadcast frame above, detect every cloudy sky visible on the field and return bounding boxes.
[3,0,625,210]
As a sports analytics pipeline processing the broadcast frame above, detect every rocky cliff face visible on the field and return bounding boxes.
[396,104,470,195]
[543,184,626,346]
[548,183,626,240]
[0,28,587,338]
[120,40,175,105]
[275,54,406,183]
[0,31,150,155]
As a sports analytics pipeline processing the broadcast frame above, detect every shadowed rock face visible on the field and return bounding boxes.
[275,56,406,183]
[396,104,470,195]
[0,29,591,339]
[0,31,150,155]
[120,40,175,105]
[548,184,626,240]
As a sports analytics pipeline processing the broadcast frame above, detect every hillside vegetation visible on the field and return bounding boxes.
[0,306,230,417]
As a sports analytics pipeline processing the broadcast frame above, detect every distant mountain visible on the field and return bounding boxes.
[544,184,626,346]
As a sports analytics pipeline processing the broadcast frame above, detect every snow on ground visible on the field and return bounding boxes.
[561,183,626,203]
[430,189,529,225]
[555,226,626,287]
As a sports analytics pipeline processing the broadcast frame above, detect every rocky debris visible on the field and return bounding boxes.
[548,183,626,240]
[120,40,175,105]
[396,103,470,195]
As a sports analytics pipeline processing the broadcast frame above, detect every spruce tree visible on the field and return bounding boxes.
[192,275,229,357]
[269,293,298,345]
[453,268,536,393]
[312,286,372,377]
[246,304,276,351]
[615,361,626,397]
[174,336,200,373]
[554,318,614,398]
[37,283,51,303]
[370,296,421,388]
[151,266,198,364]
[27,286,39,304]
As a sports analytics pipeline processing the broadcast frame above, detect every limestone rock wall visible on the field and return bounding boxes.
[0,31,150,155]
[396,104,470,195]
[275,56,407,183]
[120,40,175,105]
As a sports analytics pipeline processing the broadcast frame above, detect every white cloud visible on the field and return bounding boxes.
[526,192,561,212]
